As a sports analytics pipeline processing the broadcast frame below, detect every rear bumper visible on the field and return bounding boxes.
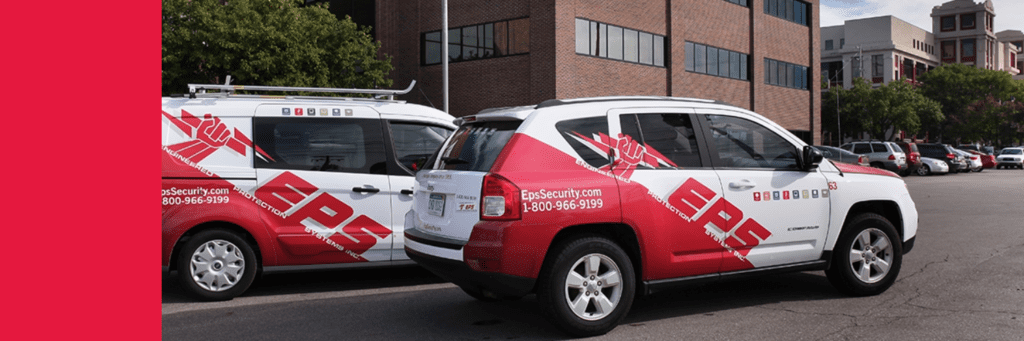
[405,247,535,297]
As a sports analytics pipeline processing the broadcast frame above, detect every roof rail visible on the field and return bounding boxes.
[187,80,417,101]
[535,96,724,109]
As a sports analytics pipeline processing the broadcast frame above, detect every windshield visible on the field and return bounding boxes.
[1001,149,1023,155]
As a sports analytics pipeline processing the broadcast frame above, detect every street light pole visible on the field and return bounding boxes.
[442,0,448,114]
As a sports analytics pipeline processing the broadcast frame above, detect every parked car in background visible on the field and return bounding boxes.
[964,150,995,169]
[916,157,950,176]
[996,148,1024,169]
[840,141,907,173]
[895,141,922,176]
[954,149,982,172]
[916,143,963,173]
[812,145,869,167]
[944,145,970,172]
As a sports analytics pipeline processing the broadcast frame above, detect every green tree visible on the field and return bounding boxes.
[821,78,941,143]
[162,0,392,95]
[916,64,1018,143]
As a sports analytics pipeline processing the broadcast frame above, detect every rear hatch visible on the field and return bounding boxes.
[409,119,523,243]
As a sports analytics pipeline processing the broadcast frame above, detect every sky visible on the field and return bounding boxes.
[820,0,1024,34]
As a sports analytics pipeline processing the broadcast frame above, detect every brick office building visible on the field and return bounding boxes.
[344,0,821,143]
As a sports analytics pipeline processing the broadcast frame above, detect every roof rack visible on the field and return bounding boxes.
[534,96,725,109]
[187,78,416,101]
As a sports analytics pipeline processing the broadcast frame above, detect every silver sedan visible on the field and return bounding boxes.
[915,156,950,176]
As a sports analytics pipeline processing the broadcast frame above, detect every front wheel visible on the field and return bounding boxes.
[825,213,903,296]
[537,236,635,337]
[176,229,258,301]
[916,165,931,176]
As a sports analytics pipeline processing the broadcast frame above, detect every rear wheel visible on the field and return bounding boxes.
[176,229,258,301]
[826,213,902,296]
[915,164,931,176]
[537,236,635,337]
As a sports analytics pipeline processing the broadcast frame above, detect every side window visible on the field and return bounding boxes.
[817,148,833,158]
[635,113,702,168]
[853,143,872,154]
[389,122,454,173]
[870,143,887,153]
[705,114,798,169]
[254,117,387,174]
[557,116,611,168]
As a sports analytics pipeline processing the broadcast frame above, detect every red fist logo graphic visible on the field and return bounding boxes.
[196,114,231,148]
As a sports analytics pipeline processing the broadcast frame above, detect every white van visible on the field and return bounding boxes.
[162,81,455,300]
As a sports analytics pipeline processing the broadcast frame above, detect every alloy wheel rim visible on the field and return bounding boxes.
[563,253,623,321]
[190,239,245,292]
[848,228,893,284]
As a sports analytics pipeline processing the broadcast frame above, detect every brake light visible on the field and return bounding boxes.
[859,156,867,164]
[480,173,521,221]
[888,154,896,160]
[947,153,955,160]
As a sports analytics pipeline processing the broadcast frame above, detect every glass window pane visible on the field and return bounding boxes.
[787,64,795,87]
[599,24,608,57]
[425,41,440,65]
[440,121,521,172]
[786,0,794,21]
[623,28,639,62]
[448,28,461,45]
[390,123,454,173]
[685,42,695,71]
[575,18,589,54]
[718,48,729,77]
[741,54,748,80]
[608,26,623,60]
[639,32,653,65]
[654,35,664,67]
[708,47,719,75]
[253,118,386,174]
[706,115,798,169]
[769,60,778,85]
[637,114,702,168]
[493,21,507,56]
[730,51,741,79]
[508,18,530,54]
[764,59,770,83]
[425,31,440,42]
[694,43,706,73]
[590,21,599,55]
[555,117,610,168]
[484,24,493,49]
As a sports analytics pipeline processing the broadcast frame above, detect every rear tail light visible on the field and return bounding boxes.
[859,156,867,164]
[947,153,955,160]
[971,156,978,160]
[481,173,521,221]
[888,154,896,160]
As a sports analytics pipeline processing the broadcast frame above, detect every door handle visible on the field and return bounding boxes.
[352,186,381,194]
[728,180,756,189]
[400,189,414,195]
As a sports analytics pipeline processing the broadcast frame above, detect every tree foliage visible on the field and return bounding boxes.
[822,78,942,142]
[162,0,392,95]
[916,64,1021,144]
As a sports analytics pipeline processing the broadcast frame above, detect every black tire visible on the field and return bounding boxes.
[536,236,635,337]
[825,213,903,297]
[915,164,930,176]
[176,229,258,301]
[973,167,982,172]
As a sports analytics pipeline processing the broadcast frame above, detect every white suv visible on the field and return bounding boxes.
[162,82,455,301]
[996,148,1024,169]
[405,97,918,336]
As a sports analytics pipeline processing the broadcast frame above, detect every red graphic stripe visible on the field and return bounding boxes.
[162,110,194,136]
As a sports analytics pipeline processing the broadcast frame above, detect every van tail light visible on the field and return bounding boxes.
[859,156,867,164]
[947,153,955,160]
[481,174,521,221]
[888,154,896,160]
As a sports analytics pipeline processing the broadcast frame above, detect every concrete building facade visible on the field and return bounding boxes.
[367,0,822,143]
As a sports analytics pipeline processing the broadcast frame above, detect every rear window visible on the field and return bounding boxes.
[433,121,521,171]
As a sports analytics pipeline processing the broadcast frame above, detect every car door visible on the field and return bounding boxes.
[696,110,831,272]
[607,108,724,279]
[383,121,454,261]
[252,105,394,265]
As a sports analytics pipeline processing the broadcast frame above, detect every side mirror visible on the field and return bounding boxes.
[802,146,824,171]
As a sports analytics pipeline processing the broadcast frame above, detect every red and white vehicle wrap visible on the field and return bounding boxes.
[405,97,918,336]
[162,95,454,300]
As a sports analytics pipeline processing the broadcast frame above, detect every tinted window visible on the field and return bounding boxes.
[390,122,454,173]
[437,121,520,171]
[254,117,386,174]
[636,114,702,168]
[705,115,798,169]
[871,143,888,153]
[557,116,611,168]
[853,144,871,154]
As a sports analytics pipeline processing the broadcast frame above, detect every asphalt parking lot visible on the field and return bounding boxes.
[162,169,1024,340]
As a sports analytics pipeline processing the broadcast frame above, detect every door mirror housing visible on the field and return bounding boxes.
[801,146,824,171]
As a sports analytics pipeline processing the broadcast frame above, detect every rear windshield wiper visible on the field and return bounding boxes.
[442,157,469,165]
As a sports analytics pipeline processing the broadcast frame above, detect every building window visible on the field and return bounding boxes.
[764,0,808,26]
[960,13,976,30]
[1011,41,1023,51]
[872,55,884,81]
[962,39,976,62]
[941,40,956,62]
[825,40,833,50]
[724,0,749,7]
[764,58,808,90]
[687,42,749,81]
[903,58,915,80]
[576,18,665,67]
[940,16,956,32]
[840,39,845,49]
[422,18,529,66]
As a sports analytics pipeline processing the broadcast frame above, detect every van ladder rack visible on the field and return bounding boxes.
[187,80,416,101]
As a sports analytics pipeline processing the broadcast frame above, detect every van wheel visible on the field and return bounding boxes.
[825,213,902,296]
[176,229,257,301]
[537,236,635,337]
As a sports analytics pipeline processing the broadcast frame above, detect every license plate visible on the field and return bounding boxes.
[428,193,446,217]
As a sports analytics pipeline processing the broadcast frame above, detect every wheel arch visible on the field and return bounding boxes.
[168,221,265,274]
[540,223,643,295]
[843,200,904,241]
